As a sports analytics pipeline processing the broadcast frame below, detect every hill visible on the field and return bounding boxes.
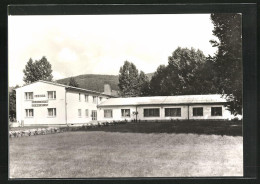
[56,73,154,93]
[56,74,120,93]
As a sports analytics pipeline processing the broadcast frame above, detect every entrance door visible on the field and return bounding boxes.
[91,110,97,120]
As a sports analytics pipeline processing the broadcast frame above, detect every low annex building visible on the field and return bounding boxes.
[15,80,114,126]
[97,95,235,122]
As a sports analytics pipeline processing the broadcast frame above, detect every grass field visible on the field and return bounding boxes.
[9,130,243,178]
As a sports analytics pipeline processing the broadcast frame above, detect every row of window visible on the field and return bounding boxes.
[103,107,222,118]
[78,109,89,117]
[25,107,222,118]
[25,91,56,100]
[79,93,102,103]
[25,91,108,103]
[25,108,56,117]
[25,108,93,118]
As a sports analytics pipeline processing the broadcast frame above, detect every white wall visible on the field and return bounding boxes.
[188,104,232,120]
[98,104,233,122]
[16,82,66,126]
[66,90,110,124]
[97,106,136,122]
[16,81,111,126]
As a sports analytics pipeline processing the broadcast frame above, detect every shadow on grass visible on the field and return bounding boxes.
[76,120,242,136]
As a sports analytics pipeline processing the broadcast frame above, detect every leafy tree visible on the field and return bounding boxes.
[210,13,242,115]
[150,47,215,96]
[138,71,150,96]
[9,85,19,121]
[118,61,153,97]
[149,65,172,96]
[118,61,140,97]
[167,47,206,95]
[68,77,79,87]
[193,56,219,94]
[23,56,53,84]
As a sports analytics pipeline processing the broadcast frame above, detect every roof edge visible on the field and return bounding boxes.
[15,80,116,97]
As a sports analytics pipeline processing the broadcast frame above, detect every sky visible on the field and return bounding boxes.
[8,14,218,87]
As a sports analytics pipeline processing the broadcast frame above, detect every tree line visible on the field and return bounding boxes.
[9,13,242,121]
[118,13,242,115]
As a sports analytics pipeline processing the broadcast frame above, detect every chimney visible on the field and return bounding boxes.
[104,84,112,95]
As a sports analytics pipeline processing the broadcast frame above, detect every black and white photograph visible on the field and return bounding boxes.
[8,12,243,178]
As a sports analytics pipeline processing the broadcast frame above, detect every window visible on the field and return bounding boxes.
[93,96,97,103]
[144,108,160,117]
[211,107,222,116]
[99,97,102,102]
[165,108,181,117]
[85,109,89,117]
[25,92,33,100]
[121,109,130,117]
[79,93,81,101]
[78,109,82,117]
[193,107,203,116]
[104,109,113,118]
[47,91,56,99]
[85,94,88,102]
[48,108,56,117]
[25,109,34,117]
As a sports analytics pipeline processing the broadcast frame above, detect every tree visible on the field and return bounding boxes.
[150,47,216,96]
[23,56,53,84]
[118,61,140,97]
[138,71,150,96]
[68,77,79,87]
[149,65,171,96]
[210,13,242,115]
[193,56,219,94]
[9,85,19,121]
[151,47,206,96]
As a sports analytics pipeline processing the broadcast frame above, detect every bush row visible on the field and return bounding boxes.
[9,120,129,138]
[9,127,62,138]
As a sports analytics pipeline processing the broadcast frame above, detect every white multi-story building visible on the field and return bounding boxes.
[15,80,114,126]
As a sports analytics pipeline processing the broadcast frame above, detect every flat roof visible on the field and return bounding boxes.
[98,94,228,107]
[16,80,115,97]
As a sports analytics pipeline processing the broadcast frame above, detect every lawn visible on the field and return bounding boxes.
[9,130,243,178]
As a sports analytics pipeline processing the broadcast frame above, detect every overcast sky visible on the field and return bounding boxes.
[8,14,218,87]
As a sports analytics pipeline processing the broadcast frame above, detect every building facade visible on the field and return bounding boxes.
[16,81,239,127]
[97,95,237,122]
[15,80,113,126]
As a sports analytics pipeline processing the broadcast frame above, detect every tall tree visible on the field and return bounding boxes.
[149,65,172,96]
[138,71,150,96]
[118,61,140,97]
[23,56,53,84]
[210,13,242,115]
[68,77,79,87]
[150,47,213,96]
[167,47,206,95]
[9,85,19,121]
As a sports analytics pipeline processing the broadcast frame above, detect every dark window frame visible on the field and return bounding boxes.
[165,108,181,117]
[48,108,56,117]
[193,107,203,116]
[211,107,222,116]
[144,108,160,117]
[25,92,33,100]
[104,109,113,118]
[47,91,56,100]
[25,109,34,117]
[121,109,130,117]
